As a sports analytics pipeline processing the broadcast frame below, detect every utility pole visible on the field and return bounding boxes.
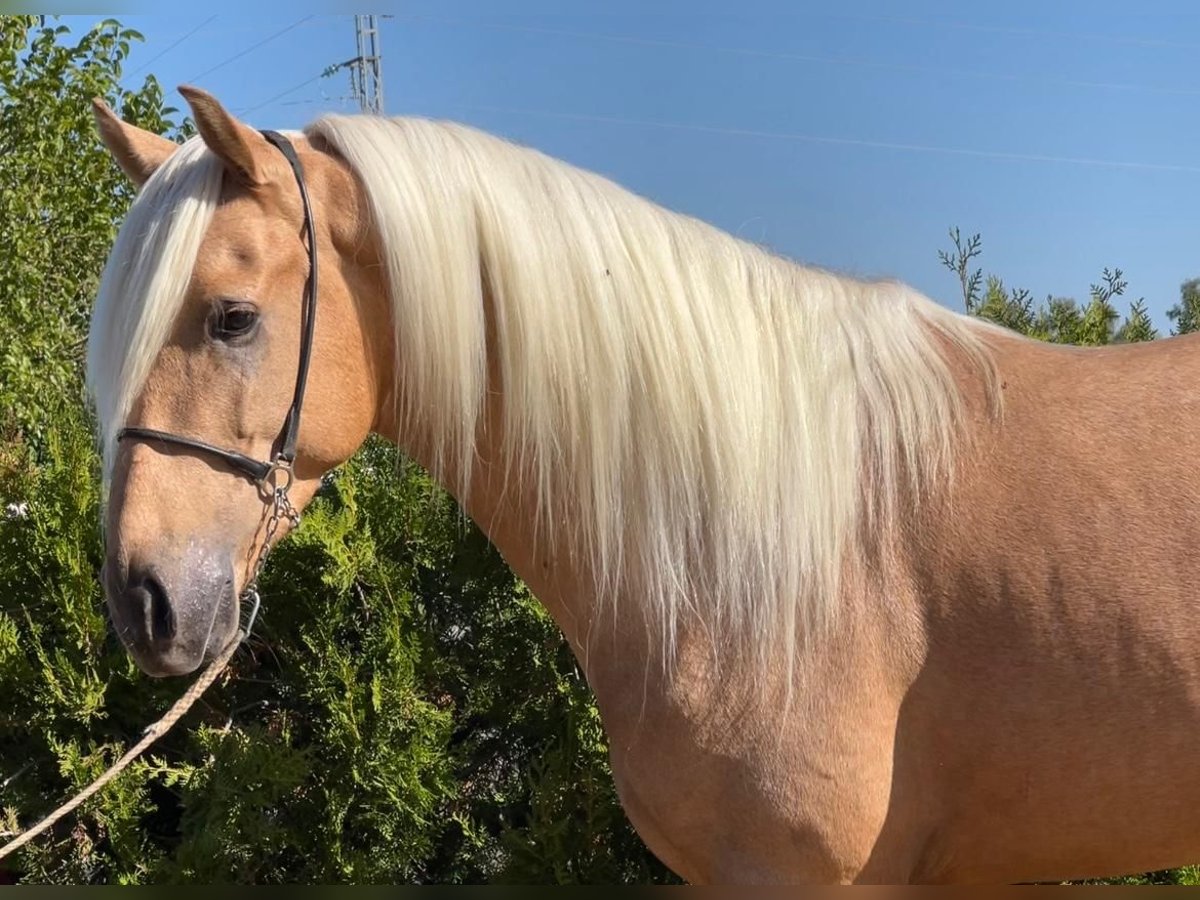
[351,15,384,114]
[324,16,389,114]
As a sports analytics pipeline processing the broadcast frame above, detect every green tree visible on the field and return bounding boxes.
[1114,298,1158,343]
[0,16,178,443]
[1075,268,1125,346]
[1167,278,1200,335]
[939,228,1160,347]
[972,275,1040,336]
[937,226,984,313]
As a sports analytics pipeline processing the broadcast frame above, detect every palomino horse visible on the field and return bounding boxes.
[87,86,1200,885]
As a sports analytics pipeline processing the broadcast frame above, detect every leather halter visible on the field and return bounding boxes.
[117,130,318,492]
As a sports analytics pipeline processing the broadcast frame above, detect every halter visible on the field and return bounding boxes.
[116,130,319,635]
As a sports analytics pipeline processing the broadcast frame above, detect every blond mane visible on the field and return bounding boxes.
[310,114,999,672]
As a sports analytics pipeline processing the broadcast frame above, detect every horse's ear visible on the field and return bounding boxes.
[178,84,274,188]
[92,98,178,187]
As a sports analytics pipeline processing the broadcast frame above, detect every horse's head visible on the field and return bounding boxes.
[89,88,388,676]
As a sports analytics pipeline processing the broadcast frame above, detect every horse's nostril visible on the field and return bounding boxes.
[137,572,176,644]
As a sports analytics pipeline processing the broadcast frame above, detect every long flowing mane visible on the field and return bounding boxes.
[309,115,1001,673]
[88,113,1001,678]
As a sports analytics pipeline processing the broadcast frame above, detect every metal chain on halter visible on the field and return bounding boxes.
[239,461,301,639]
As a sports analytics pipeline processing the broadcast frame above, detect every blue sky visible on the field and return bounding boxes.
[65,2,1200,332]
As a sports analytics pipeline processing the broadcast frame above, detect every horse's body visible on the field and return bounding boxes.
[85,88,1200,884]
[486,328,1200,884]
[897,334,1200,883]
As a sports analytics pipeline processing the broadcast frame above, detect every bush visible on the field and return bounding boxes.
[0,404,675,883]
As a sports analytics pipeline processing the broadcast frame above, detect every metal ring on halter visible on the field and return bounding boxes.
[262,459,294,495]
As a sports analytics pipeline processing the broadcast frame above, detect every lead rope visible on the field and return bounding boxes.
[0,473,299,864]
[0,635,240,862]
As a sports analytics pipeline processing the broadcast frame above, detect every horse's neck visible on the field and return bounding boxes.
[467,447,639,675]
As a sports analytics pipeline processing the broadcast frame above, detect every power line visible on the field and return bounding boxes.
[234,15,389,120]
[184,15,316,84]
[127,14,217,78]
[836,12,1200,52]
[236,73,328,116]
[398,13,1200,101]
[461,103,1200,175]
[276,96,355,109]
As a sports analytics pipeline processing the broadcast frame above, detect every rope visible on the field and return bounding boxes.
[0,631,243,862]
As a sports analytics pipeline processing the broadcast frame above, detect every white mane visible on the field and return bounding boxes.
[309,114,999,674]
[87,113,999,677]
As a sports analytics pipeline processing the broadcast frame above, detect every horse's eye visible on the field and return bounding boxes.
[209,302,260,343]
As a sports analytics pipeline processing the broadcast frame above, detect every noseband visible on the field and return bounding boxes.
[116,130,319,634]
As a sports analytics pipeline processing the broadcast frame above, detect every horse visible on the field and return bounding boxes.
[85,85,1200,885]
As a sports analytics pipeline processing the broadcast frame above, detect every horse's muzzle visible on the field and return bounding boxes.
[103,550,238,677]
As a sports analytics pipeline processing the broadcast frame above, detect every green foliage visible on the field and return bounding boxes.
[1079,865,1200,886]
[937,226,984,313]
[1115,298,1158,344]
[938,228,1174,347]
[0,16,179,443]
[973,275,1039,335]
[1168,278,1200,336]
[0,412,674,884]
